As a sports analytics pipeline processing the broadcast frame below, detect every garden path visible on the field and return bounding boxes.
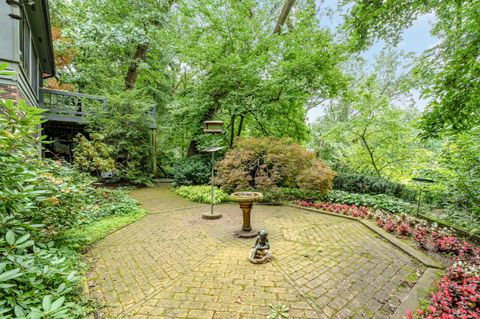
[88,184,424,319]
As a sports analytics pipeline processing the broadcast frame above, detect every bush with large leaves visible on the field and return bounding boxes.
[0,98,84,317]
[0,96,141,317]
[216,137,336,199]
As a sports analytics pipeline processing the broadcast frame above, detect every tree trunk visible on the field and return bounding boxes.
[125,43,149,90]
[360,135,381,177]
[229,114,236,148]
[237,114,245,137]
[273,0,296,34]
[187,140,199,158]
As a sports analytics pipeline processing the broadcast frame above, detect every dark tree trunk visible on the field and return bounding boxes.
[237,114,245,137]
[125,43,149,90]
[187,140,199,158]
[229,114,236,148]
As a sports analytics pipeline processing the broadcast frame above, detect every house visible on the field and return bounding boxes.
[0,0,157,171]
[0,0,54,105]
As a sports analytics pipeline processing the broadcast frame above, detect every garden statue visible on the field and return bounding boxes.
[249,229,272,264]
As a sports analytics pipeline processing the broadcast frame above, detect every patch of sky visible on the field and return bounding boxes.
[307,1,438,122]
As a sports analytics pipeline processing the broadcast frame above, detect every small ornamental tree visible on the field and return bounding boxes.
[216,137,336,199]
[73,133,116,178]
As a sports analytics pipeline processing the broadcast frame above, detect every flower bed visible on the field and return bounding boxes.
[296,200,480,318]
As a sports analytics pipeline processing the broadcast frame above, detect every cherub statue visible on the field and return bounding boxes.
[250,229,270,260]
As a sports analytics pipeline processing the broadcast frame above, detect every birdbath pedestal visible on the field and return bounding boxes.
[230,192,263,238]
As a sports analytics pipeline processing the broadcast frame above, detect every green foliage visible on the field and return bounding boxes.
[311,55,428,180]
[172,155,211,186]
[33,166,141,232]
[63,209,147,246]
[436,126,480,219]
[342,0,480,137]
[282,187,414,214]
[333,173,417,202]
[0,98,144,317]
[73,133,116,178]
[280,188,326,202]
[87,89,155,185]
[162,0,347,155]
[49,0,174,96]
[216,137,336,199]
[0,98,84,317]
[323,190,414,214]
[269,303,289,319]
[175,186,230,205]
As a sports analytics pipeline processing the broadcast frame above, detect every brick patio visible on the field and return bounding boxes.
[88,185,425,318]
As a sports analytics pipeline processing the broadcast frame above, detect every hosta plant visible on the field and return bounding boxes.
[175,185,230,204]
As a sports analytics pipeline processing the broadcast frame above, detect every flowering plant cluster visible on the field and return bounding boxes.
[408,260,480,319]
[297,201,370,218]
[414,224,429,249]
[296,200,480,318]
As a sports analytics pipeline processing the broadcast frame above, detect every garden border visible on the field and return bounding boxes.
[289,204,446,319]
[289,204,443,268]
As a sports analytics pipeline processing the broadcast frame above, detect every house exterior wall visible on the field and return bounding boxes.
[0,2,43,106]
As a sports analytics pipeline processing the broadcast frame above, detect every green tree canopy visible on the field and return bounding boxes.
[342,0,480,137]
[165,0,347,154]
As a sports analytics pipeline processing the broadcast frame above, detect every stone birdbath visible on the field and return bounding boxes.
[230,191,263,238]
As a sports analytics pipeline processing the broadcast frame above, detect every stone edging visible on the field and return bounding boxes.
[150,205,207,214]
[289,204,446,319]
[390,268,442,319]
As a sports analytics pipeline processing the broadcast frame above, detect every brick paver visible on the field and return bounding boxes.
[88,185,424,318]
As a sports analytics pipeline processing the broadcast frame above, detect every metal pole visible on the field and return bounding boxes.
[416,189,422,217]
[211,150,214,215]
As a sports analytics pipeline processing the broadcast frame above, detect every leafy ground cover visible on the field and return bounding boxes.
[282,188,414,214]
[175,185,229,205]
[297,200,480,318]
[0,98,145,318]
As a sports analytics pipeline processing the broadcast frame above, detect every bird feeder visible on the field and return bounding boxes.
[203,121,224,134]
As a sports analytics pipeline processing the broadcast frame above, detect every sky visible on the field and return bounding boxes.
[306,1,438,122]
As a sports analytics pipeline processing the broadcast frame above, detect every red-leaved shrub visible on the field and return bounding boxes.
[216,137,336,199]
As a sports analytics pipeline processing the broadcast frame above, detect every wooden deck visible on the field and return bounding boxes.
[39,88,156,128]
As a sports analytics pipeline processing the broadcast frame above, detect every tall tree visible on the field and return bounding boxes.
[341,0,480,138]
[165,0,347,155]
[49,0,174,97]
[311,50,431,179]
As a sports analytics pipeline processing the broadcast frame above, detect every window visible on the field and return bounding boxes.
[31,40,39,95]
[22,18,31,77]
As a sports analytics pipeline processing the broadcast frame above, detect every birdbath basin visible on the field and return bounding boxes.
[230,191,263,238]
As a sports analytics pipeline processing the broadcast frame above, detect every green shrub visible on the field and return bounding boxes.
[87,89,155,185]
[73,133,116,178]
[175,185,230,204]
[333,173,417,202]
[323,190,414,214]
[280,188,325,201]
[172,155,211,186]
[216,137,336,199]
[0,98,85,317]
[0,96,143,317]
